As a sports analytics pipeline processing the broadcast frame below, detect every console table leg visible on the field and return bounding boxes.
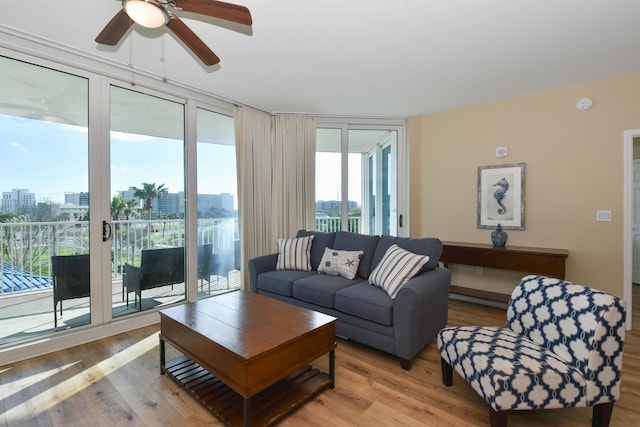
[243,397,252,427]
[329,348,335,389]
[159,335,166,375]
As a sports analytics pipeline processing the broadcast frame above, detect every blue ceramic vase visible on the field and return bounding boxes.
[491,224,508,248]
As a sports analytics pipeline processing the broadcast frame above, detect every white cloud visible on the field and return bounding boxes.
[8,141,27,152]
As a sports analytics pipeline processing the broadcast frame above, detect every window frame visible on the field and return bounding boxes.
[315,118,408,236]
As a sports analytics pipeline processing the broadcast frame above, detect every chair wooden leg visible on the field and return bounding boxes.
[592,402,614,427]
[489,408,508,427]
[441,357,453,386]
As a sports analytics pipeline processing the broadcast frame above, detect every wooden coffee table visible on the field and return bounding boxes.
[159,291,337,426]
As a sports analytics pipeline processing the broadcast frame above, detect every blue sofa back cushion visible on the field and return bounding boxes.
[333,231,380,278]
[296,230,336,271]
[372,235,443,273]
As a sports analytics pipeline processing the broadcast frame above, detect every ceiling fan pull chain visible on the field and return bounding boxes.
[129,31,136,87]
[161,35,167,83]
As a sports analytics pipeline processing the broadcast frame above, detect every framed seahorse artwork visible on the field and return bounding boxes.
[477,163,525,230]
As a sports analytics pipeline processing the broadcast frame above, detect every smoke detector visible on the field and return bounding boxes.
[576,98,593,111]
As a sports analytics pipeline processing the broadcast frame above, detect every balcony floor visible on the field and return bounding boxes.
[0,271,241,347]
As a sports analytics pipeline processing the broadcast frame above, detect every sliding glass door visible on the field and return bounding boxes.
[316,123,403,236]
[196,108,239,296]
[0,49,242,352]
[0,55,90,342]
[110,86,185,317]
[358,129,398,236]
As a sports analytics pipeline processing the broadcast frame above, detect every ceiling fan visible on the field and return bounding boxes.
[95,0,252,66]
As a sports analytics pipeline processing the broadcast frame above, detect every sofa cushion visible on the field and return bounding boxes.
[333,231,380,279]
[258,270,316,297]
[335,282,394,326]
[369,244,430,299]
[317,248,364,280]
[292,274,363,308]
[276,235,314,271]
[372,235,442,273]
[296,230,336,271]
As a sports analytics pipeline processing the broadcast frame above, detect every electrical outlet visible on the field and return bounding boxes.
[476,266,484,275]
[596,210,611,222]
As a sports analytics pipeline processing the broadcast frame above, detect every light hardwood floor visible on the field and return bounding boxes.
[1,289,639,427]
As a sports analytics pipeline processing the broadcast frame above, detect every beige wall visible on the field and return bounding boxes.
[408,71,640,298]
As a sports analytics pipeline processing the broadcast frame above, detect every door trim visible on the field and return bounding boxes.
[623,129,640,330]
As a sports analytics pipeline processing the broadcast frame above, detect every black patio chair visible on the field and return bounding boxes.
[197,243,214,293]
[123,247,184,310]
[51,254,90,328]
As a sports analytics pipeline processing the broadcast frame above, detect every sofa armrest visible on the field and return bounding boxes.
[248,253,279,293]
[393,266,451,361]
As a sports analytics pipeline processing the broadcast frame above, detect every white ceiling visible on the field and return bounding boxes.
[2,0,640,118]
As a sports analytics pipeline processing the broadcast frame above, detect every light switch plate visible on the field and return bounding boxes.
[596,210,611,221]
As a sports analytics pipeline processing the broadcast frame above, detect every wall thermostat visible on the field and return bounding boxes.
[576,97,593,111]
[496,146,508,158]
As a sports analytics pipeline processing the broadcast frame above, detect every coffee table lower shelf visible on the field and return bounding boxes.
[163,356,332,426]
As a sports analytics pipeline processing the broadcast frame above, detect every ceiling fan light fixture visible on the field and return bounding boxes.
[122,0,168,29]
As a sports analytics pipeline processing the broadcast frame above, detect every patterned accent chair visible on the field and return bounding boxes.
[437,275,626,427]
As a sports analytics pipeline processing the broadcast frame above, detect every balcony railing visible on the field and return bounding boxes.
[0,218,239,295]
[315,216,361,233]
[0,216,361,295]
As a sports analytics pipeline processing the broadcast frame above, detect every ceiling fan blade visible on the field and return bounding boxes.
[166,18,221,66]
[95,10,133,46]
[176,0,252,26]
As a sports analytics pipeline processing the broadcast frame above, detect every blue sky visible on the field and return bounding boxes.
[1,114,238,205]
[316,152,361,203]
[1,114,360,209]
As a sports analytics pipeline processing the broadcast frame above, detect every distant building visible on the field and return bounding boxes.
[64,192,89,206]
[316,200,359,213]
[118,187,141,204]
[1,189,36,213]
[60,203,89,218]
[198,193,234,213]
[157,191,185,215]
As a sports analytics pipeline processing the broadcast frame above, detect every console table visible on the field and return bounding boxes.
[440,241,569,303]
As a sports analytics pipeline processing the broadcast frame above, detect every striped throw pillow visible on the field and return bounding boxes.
[369,244,429,299]
[276,235,314,271]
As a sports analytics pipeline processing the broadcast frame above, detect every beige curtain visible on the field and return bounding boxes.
[234,107,316,289]
[235,106,273,289]
[272,114,316,237]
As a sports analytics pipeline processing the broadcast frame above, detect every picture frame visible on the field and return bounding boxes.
[477,163,525,230]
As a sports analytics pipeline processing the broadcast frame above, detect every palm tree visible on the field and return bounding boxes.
[111,196,140,267]
[132,183,167,220]
[111,196,139,221]
[132,183,167,246]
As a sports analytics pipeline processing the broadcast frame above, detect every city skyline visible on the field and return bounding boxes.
[1,187,236,214]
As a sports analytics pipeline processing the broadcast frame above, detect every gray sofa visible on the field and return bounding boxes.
[248,230,451,370]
